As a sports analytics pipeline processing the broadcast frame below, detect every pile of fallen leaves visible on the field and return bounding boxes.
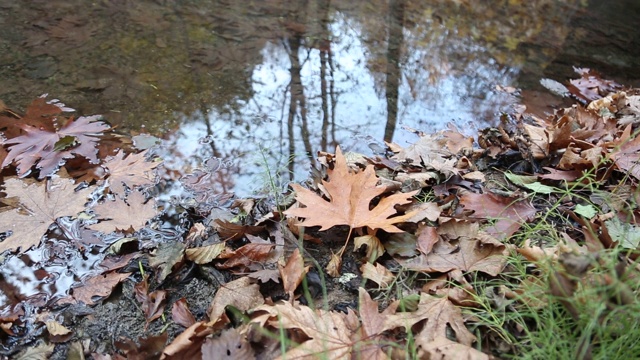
[2,68,640,359]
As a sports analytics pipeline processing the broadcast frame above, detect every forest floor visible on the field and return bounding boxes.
[2,68,640,360]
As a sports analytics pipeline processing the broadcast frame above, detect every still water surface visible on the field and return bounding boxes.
[2,0,639,196]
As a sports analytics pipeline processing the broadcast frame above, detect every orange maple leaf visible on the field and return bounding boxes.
[284,146,419,233]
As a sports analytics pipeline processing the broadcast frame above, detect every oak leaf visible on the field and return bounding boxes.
[0,177,93,253]
[284,146,419,233]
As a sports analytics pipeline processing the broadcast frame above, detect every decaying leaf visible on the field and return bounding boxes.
[134,275,168,329]
[354,233,385,262]
[284,146,419,233]
[14,341,55,360]
[0,177,93,253]
[149,241,186,283]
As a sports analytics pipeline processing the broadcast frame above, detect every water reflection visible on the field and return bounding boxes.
[2,0,640,195]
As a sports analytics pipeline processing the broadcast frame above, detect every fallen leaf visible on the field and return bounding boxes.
[14,342,55,360]
[160,321,213,360]
[252,301,357,359]
[134,275,167,329]
[3,115,110,178]
[70,272,131,306]
[459,189,536,239]
[103,150,160,196]
[201,328,256,360]
[416,224,439,255]
[116,333,167,360]
[386,293,476,346]
[0,177,93,253]
[279,248,309,300]
[361,262,395,289]
[171,298,196,328]
[149,241,186,283]
[207,277,264,323]
[90,190,156,233]
[45,320,72,342]
[284,146,419,233]
[354,234,385,261]
[417,337,489,360]
[185,243,226,264]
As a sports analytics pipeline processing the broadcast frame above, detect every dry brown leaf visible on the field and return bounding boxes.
[0,177,93,253]
[218,242,275,270]
[171,298,196,328]
[417,337,489,360]
[357,288,398,358]
[185,243,226,264]
[284,146,419,233]
[201,328,256,360]
[416,223,439,255]
[247,269,281,284]
[160,321,214,360]
[134,275,167,329]
[14,342,55,360]
[103,150,160,196]
[354,234,385,261]
[398,231,508,276]
[207,277,264,323]
[279,248,309,300]
[253,301,357,359]
[90,190,156,233]
[70,272,131,306]
[391,132,460,178]
[361,262,395,289]
[459,189,536,239]
[386,293,476,346]
[45,320,72,342]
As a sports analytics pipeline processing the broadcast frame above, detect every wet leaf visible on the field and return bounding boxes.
[285,146,419,233]
[171,298,196,328]
[69,272,131,306]
[103,150,160,196]
[201,328,256,360]
[90,190,157,233]
[3,115,109,178]
[0,177,93,253]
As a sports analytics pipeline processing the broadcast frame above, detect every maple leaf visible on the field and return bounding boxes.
[397,220,509,276]
[102,150,160,196]
[207,277,264,322]
[0,177,93,253]
[385,292,476,346]
[89,190,156,233]
[284,146,419,233]
[2,115,110,178]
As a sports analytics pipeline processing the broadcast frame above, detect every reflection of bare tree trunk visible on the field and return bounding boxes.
[318,0,331,151]
[384,0,406,143]
[287,34,315,166]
